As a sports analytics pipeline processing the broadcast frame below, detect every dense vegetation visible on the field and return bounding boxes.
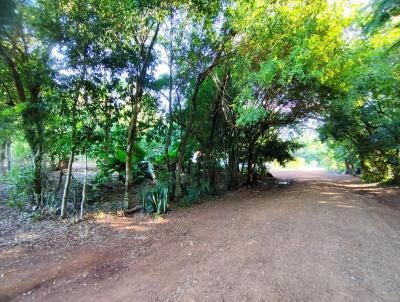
[320,0,400,182]
[0,0,399,219]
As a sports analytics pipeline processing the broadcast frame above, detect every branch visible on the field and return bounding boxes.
[0,44,26,103]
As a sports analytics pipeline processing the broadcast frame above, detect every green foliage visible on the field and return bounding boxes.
[284,157,306,169]
[5,166,36,208]
[365,0,400,49]
[320,23,400,182]
[236,101,268,127]
[11,141,31,162]
[139,183,169,214]
[294,132,328,166]
[5,165,61,216]
[94,124,146,183]
[181,180,213,206]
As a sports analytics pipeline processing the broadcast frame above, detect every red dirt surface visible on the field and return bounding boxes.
[1,169,400,301]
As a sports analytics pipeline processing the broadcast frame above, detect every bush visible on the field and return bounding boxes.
[181,180,213,205]
[139,183,169,215]
[6,165,36,208]
[5,165,60,216]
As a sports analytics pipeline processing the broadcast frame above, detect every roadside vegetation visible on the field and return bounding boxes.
[0,0,399,221]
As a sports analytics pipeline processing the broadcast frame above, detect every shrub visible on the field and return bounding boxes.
[5,165,60,215]
[139,183,169,215]
[95,144,147,183]
[6,165,36,208]
[181,180,213,205]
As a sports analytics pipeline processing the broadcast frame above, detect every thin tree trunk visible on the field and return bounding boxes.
[57,162,64,191]
[164,69,174,200]
[33,147,43,206]
[360,156,367,177]
[6,139,11,172]
[32,122,44,206]
[227,136,240,190]
[164,72,173,172]
[207,71,229,156]
[80,149,88,220]
[165,111,173,170]
[125,100,140,209]
[175,96,196,199]
[60,46,89,215]
[0,142,5,176]
[60,94,78,218]
[164,9,174,172]
[246,144,254,184]
[60,149,74,218]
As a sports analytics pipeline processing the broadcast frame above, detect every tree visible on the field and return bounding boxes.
[224,0,347,182]
[0,0,52,205]
[121,4,161,209]
[172,2,231,198]
[320,7,400,182]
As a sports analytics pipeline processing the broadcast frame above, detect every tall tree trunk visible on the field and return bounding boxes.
[0,46,44,202]
[175,53,222,199]
[227,136,240,190]
[246,143,253,184]
[164,77,174,173]
[344,159,351,174]
[1,47,41,187]
[165,112,173,170]
[60,149,74,218]
[80,149,88,220]
[60,94,78,218]
[32,122,44,206]
[174,88,198,199]
[164,64,175,200]
[206,70,229,190]
[125,100,140,209]
[124,23,160,209]
[57,164,64,191]
[32,144,43,206]
[164,9,174,173]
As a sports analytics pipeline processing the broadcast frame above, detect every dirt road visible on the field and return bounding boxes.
[1,169,400,301]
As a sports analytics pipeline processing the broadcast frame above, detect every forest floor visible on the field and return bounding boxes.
[1,169,400,302]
